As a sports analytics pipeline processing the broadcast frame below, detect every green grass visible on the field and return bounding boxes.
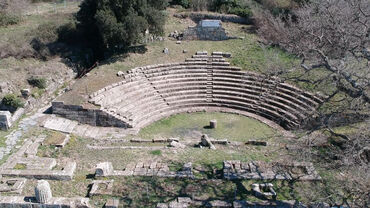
[150,150,162,156]
[138,112,279,142]
[14,163,27,170]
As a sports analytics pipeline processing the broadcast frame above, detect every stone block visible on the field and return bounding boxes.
[0,111,12,130]
[35,180,52,204]
[89,180,114,196]
[169,141,185,149]
[95,162,113,177]
[105,198,119,208]
[210,120,217,129]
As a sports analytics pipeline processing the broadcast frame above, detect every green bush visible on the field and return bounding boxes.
[2,94,24,109]
[0,12,21,27]
[77,0,167,57]
[229,7,252,18]
[171,0,191,8]
[31,22,59,44]
[27,77,47,89]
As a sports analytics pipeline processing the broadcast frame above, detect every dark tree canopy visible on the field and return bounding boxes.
[76,0,167,57]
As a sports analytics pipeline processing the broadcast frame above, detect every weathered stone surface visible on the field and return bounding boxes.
[183,20,229,41]
[35,180,52,204]
[89,180,114,196]
[51,102,129,128]
[169,141,186,149]
[0,196,90,207]
[0,178,26,194]
[117,71,124,77]
[43,116,78,134]
[95,162,113,177]
[200,134,216,150]
[252,183,277,200]
[223,160,321,181]
[0,111,12,130]
[105,198,119,208]
[210,120,217,129]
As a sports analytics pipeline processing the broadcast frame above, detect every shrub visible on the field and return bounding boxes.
[2,94,24,109]
[31,22,59,44]
[229,7,252,18]
[0,12,21,27]
[27,77,47,89]
[171,0,191,8]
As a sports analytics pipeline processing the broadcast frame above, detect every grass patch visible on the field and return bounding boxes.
[44,131,66,146]
[138,112,279,142]
[150,150,162,156]
[14,163,27,170]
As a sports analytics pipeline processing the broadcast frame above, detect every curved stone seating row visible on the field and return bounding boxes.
[88,53,323,130]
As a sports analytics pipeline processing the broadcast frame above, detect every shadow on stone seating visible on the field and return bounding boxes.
[23,196,37,202]
[43,106,53,114]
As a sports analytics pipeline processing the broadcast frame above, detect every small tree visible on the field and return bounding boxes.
[76,0,167,58]
[2,94,24,109]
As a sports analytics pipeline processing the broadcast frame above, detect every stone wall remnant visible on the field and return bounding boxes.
[0,111,12,130]
[183,20,230,41]
[223,160,321,181]
[252,183,277,200]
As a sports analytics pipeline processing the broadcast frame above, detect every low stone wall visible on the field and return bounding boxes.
[0,196,90,208]
[52,102,128,128]
[174,12,253,24]
[183,26,229,41]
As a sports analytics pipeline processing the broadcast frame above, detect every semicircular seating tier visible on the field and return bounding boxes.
[88,52,323,130]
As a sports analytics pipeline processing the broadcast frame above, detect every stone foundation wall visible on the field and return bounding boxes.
[52,102,129,128]
[183,26,229,41]
[174,12,253,24]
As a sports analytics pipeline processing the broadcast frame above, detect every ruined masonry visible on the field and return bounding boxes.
[95,161,194,179]
[223,160,321,181]
[183,20,230,41]
[52,51,324,133]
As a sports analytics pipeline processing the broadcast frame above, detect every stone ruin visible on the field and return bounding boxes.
[251,183,277,200]
[200,134,216,150]
[182,20,230,41]
[0,180,90,207]
[53,51,323,133]
[35,180,53,204]
[223,160,322,181]
[157,196,301,208]
[0,178,26,194]
[89,180,114,196]
[0,111,12,130]
[0,136,76,180]
[95,161,194,179]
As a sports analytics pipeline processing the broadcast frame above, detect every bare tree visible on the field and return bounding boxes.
[256,0,369,113]
[254,1,369,206]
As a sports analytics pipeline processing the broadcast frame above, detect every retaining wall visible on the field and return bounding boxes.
[52,102,128,128]
[174,12,253,24]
